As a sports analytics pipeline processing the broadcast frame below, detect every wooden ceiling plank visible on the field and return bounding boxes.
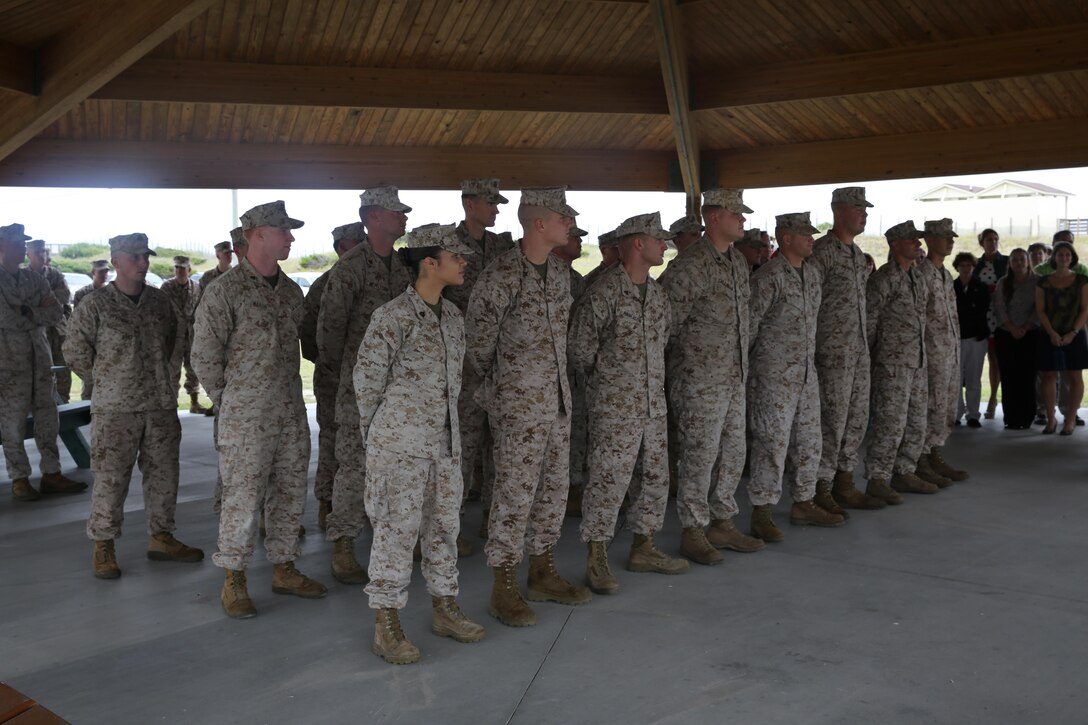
[95,58,668,114]
[0,0,217,161]
[0,138,675,191]
[693,23,1088,110]
[0,38,34,95]
[649,0,701,210]
[707,117,1088,188]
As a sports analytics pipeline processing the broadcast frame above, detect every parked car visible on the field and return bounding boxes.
[62,272,93,293]
[290,272,324,296]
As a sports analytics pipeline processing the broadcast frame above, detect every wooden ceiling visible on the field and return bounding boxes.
[0,0,1087,207]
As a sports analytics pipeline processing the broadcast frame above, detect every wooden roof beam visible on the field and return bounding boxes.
[0,139,675,191]
[0,40,35,96]
[94,59,668,115]
[708,118,1088,189]
[0,0,217,162]
[650,0,702,213]
[693,24,1088,110]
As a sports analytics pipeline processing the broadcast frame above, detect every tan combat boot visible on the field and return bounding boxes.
[915,456,953,489]
[317,500,331,532]
[865,478,904,506]
[331,536,368,585]
[832,470,886,510]
[39,472,87,495]
[147,532,205,563]
[585,540,619,594]
[680,527,723,566]
[527,547,593,605]
[189,393,210,415]
[489,565,537,627]
[627,534,689,575]
[750,505,785,542]
[431,596,485,643]
[221,569,257,619]
[890,471,939,495]
[373,608,420,665]
[92,540,121,579]
[271,561,328,598]
[789,500,846,527]
[814,480,849,520]
[478,509,490,540]
[11,477,40,501]
[928,447,969,481]
[707,518,765,552]
[565,485,583,517]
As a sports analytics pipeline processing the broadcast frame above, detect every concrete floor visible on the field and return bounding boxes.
[1,408,1086,724]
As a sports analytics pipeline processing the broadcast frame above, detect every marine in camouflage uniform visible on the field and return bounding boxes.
[26,240,72,403]
[443,179,514,521]
[356,224,484,664]
[669,215,704,256]
[810,187,886,511]
[746,213,844,543]
[318,186,411,584]
[466,186,592,627]
[864,221,936,501]
[192,201,326,619]
[917,218,970,486]
[160,255,210,413]
[299,222,366,529]
[659,188,761,566]
[0,224,83,501]
[568,212,690,595]
[552,223,589,510]
[197,239,236,292]
[65,233,203,579]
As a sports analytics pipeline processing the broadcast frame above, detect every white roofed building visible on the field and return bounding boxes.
[912,179,1073,239]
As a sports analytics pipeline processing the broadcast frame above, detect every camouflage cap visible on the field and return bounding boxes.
[884,220,924,242]
[405,223,476,256]
[735,229,769,249]
[360,185,412,213]
[461,178,509,204]
[213,241,233,253]
[775,212,818,235]
[0,223,31,243]
[90,259,110,271]
[598,229,620,249]
[173,255,191,267]
[569,225,588,238]
[27,239,46,252]
[613,212,676,241]
[240,200,304,231]
[702,188,754,214]
[923,218,959,238]
[229,227,246,247]
[669,214,704,235]
[831,186,874,208]
[109,233,155,256]
[520,186,579,217]
[332,222,368,243]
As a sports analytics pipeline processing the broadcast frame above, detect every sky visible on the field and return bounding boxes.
[2,166,1086,257]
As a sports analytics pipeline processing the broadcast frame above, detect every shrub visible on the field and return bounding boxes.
[150,261,175,279]
[154,247,207,267]
[61,243,109,259]
[301,253,335,269]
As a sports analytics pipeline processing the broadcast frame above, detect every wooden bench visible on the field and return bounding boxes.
[0,684,69,724]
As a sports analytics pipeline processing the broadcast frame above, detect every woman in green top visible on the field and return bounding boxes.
[1034,242,1088,435]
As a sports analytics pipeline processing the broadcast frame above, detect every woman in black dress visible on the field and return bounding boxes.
[974,229,1007,419]
[1034,242,1088,435]
[993,249,1038,429]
